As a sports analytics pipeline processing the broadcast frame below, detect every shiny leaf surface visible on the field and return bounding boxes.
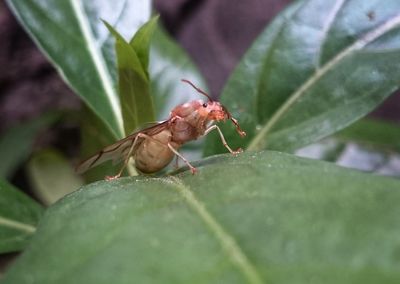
[204,1,303,156]
[3,151,400,283]
[206,0,400,155]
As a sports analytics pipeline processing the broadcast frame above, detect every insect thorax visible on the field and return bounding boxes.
[170,111,208,144]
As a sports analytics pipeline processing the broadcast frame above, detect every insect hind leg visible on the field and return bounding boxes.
[106,134,143,180]
[167,143,197,174]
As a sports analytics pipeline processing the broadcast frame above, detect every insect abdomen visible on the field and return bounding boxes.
[134,130,179,174]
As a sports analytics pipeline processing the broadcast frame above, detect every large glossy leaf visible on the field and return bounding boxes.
[0,180,44,253]
[3,151,400,283]
[6,0,152,138]
[204,1,303,156]
[206,0,400,155]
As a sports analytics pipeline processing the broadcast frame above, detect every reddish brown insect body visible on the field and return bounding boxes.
[77,79,246,179]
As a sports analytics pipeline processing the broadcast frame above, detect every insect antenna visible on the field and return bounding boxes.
[221,105,246,137]
[230,117,246,137]
[181,79,213,101]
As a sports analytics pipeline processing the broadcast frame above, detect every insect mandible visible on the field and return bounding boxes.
[76,79,246,179]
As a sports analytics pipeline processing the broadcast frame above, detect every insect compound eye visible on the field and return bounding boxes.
[202,103,208,108]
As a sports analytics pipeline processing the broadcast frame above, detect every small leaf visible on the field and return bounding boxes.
[6,0,153,138]
[0,180,44,253]
[27,149,84,206]
[104,21,155,135]
[336,118,400,151]
[0,113,58,178]
[3,151,400,283]
[130,15,159,72]
[297,138,400,177]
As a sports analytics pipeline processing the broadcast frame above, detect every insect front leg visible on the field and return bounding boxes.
[204,125,243,156]
[167,143,197,174]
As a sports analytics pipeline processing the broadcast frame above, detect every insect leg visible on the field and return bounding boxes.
[109,133,170,180]
[106,134,142,180]
[204,125,243,155]
[174,155,180,170]
[167,143,197,174]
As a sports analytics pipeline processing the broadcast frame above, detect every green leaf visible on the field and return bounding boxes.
[296,138,400,177]
[130,15,159,73]
[0,180,44,253]
[206,0,400,154]
[104,21,155,135]
[297,118,400,176]
[336,118,400,151]
[3,151,400,283]
[0,113,57,178]
[27,149,84,206]
[204,0,303,156]
[79,107,119,183]
[6,0,152,139]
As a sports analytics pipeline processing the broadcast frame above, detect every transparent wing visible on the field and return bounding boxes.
[76,121,169,174]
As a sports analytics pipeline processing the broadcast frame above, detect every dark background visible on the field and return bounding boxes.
[0,0,400,272]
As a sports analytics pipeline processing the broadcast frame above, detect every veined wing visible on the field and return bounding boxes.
[76,121,169,174]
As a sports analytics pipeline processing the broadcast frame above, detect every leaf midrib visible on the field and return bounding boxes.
[0,216,36,234]
[166,176,264,284]
[69,0,124,137]
[247,12,400,151]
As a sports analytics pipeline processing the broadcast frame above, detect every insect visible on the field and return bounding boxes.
[76,79,246,179]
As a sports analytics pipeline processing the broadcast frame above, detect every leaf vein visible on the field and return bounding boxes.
[70,0,124,137]
[166,176,264,284]
[0,216,36,234]
[248,12,400,151]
